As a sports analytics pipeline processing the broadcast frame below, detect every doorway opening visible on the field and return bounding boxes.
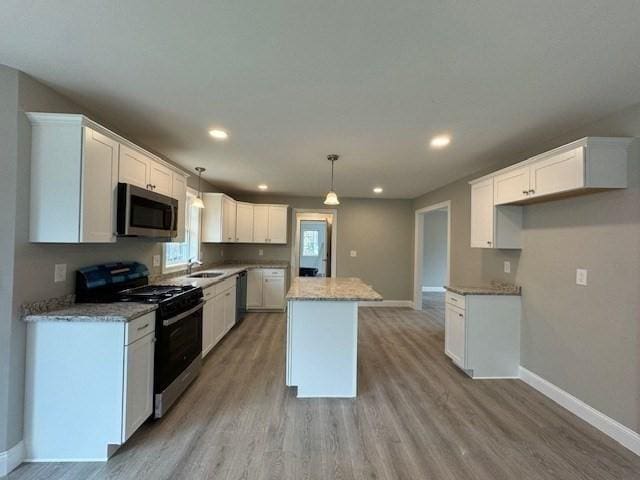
[291,209,337,280]
[414,201,451,313]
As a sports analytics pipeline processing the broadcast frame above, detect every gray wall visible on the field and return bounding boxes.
[422,209,448,288]
[225,194,415,301]
[414,102,640,433]
[0,68,223,453]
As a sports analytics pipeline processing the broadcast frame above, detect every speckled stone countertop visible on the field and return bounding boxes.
[445,284,521,296]
[286,277,383,302]
[159,262,289,290]
[23,302,158,323]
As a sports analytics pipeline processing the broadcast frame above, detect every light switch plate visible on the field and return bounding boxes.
[350,250,357,257]
[152,254,161,267]
[258,249,264,256]
[504,261,511,273]
[576,268,588,286]
[54,264,67,283]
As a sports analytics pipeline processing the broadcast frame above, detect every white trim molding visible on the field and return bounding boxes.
[422,286,445,292]
[0,440,24,476]
[519,367,640,456]
[359,300,414,308]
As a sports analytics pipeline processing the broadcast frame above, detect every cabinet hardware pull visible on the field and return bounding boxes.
[522,190,529,195]
[137,323,149,331]
[458,313,463,317]
[487,241,492,245]
[529,189,535,194]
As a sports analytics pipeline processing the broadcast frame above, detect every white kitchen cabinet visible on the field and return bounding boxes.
[149,161,173,196]
[202,292,216,357]
[529,146,584,199]
[470,178,522,249]
[252,205,288,244]
[223,285,237,333]
[202,193,237,243]
[24,311,156,460]
[212,293,226,344]
[202,277,238,357]
[235,202,254,242]
[119,144,152,189]
[493,165,531,205]
[171,173,188,243]
[28,115,119,243]
[122,330,155,441]
[444,291,520,378]
[248,268,286,310]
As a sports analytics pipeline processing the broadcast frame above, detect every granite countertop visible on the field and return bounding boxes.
[445,284,521,296]
[23,302,158,323]
[286,277,383,302]
[160,262,290,290]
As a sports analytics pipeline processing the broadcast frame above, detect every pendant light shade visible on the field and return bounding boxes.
[194,167,206,209]
[323,154,340,205]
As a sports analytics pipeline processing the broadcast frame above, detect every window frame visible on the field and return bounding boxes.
[162,187,201,274]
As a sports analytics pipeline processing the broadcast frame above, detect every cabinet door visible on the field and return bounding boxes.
[201,193,223,243]
[202,298,216,357]
[149,161,173,196]
[119,144,150,189]
[213,295,226,343]
[172,174,187,243]
[444,305,465,368]
[268,205,288,243]
[222,196,237,243]
[253,205,269,243]
[247,269,264,307]
[236,202,254,242]
[223,286,237,333]
[530,147,584,198]
[262,276,285,309]
[493,166,530,205]
[122,333,154,442]
[81,127,119,243]
[470,179,494,248]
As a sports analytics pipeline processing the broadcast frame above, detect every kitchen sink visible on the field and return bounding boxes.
[188,272,224,278]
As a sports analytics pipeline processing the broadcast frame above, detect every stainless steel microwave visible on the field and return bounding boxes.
[116,183,178,239]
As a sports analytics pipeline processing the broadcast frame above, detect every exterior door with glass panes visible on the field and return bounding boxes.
[299,220,328,277]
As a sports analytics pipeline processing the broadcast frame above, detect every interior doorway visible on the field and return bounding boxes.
[291,209,337,280]
[414,201,451,311]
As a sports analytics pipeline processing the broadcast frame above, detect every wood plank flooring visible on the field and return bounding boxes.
[9,305,640,479]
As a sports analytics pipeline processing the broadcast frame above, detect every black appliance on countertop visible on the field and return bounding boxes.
[76,262,203,418]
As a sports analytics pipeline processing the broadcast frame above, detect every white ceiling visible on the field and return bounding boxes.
[2,1,640,199]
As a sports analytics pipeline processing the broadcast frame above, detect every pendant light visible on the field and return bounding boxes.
[192,167,205,209]
[324,154,340,205]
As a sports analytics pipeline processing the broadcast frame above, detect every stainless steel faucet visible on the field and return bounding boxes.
[186,258,203,275]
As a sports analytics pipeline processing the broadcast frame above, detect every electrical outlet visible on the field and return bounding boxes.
[350,250,357,257]
[576,268,588,286]
[258,249,264,256]
[54,264,67,283]
[504,261,511,273]
[152,254,161,267]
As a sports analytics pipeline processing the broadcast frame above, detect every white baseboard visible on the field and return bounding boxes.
[421,286,445,292]
[358,300,414,308]
[519,367,640,456]
[0,440,24,476]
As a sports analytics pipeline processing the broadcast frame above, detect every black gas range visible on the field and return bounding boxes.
[76,262,203,418]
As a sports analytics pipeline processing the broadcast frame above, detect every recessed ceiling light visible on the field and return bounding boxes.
[208,129,228,140]
[430,134,451,149]
[258,184,268,191]
[373,187,383,194]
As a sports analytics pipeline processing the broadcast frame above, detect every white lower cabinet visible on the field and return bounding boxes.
[24,312,156,461]
[202,277,238,358]
[247,268,286,310]
[444,291,520,378]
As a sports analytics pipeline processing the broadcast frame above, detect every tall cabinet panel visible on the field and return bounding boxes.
[268,205,288,244]
[236,202,254,242]
[118,144,151,189]
[253,205,269,243]
[470,179,494,248]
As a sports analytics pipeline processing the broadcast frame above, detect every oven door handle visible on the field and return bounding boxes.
[162,301,204,327]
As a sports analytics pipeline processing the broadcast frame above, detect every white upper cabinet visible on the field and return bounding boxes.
[203,196,288,244]
[529,146,584,199]
[235,202,254,242]
[172,174,188,243]
[493,165,531,205]
[470,179,495,248]
[119,144,151,189]
[28,114,119,243]
[27,113,190,243]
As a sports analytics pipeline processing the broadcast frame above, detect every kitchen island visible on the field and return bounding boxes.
[285,277,382,397]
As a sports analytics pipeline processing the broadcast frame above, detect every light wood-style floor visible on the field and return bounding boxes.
[9,306,640,480]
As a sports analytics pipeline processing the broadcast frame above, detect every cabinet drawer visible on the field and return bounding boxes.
[125,312,155,345]
[263,268,285,278]
[445,291,465,309]
[215,276,236,295]
[203,285,215,301]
